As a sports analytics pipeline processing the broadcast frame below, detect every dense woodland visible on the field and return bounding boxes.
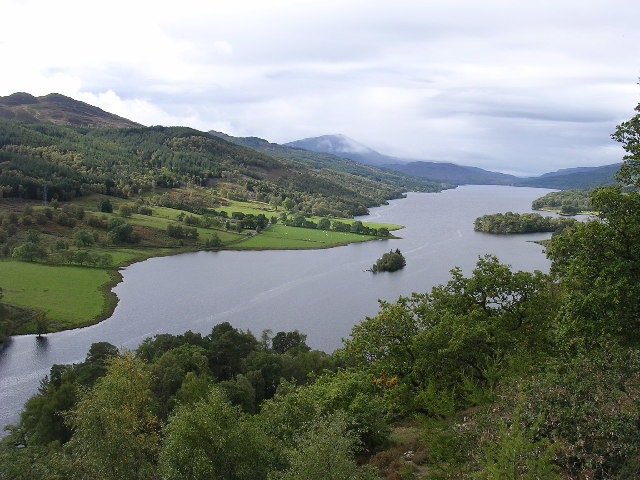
[531,189,593,214]
[0,120,445,218]
[473,212,577,234]
[1,102,640,479]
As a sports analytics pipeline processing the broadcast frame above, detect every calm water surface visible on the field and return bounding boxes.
[0,185,558,431]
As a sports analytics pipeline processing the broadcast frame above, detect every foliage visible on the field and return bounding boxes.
[0,119,443,217]
[272,330,310,354]
[346,255,552,408]
[371,249,406,272]
[547,185,640,344]
[160,386,270,480]
[271,411,379,480]
[474,346,640,479]
[65,352,161,480]
[474,212,576,234]
[531,188,592,214]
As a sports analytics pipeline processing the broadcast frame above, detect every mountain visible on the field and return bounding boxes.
[0,92,142,128]
[538,164,620,178]
[385,161,520,186]
[210,131,449,193]
[286,134,621,188]
[285,134,404,166]
[518,163,620,189]
[285,134,522,185]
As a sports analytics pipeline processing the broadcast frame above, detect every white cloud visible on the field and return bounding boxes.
[1,0,639,174]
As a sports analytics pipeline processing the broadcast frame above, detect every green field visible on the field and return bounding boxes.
[0,259,115,332]
[234,225,386,249]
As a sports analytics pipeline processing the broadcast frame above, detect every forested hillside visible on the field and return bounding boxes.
[1,103,639,479]
[210,131,449,193]
[532,188,593,214]
[0,119,433,217]
[517,163,619,189]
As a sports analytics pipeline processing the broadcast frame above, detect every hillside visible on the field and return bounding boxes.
[0,118,427,217]
[0,92,142,128]
[517,163,620,188]
[385,160,520,185]
[210,131,450,192]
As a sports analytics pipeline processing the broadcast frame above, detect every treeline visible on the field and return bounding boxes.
[531,188,592,214]
[0,120,438,217]
[474,211,577,233]
[0,325,386,479]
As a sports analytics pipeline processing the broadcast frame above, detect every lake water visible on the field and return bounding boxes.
[0,185,558,432]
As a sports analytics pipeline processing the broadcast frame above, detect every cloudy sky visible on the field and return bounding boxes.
[1,0,639,175]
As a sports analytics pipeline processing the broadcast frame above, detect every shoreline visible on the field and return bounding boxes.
[5,231,403,339]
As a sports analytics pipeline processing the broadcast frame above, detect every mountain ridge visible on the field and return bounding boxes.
[210,131,450,193]
[285,133,620,189]
[0,92,142,128]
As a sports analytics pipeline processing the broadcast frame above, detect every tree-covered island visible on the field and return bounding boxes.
[474,211,577,234]
[370,249,406,272]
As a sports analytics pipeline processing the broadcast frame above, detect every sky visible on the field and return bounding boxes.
[1,0,639,176]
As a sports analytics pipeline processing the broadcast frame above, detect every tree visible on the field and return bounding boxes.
[272,331,310,355]
[317,218,331,230]
[546,103,640,345]
[25,229,40,243]
[12,242,44,262]
[118,204,133,218]
[273,412,378,480]
[346,255,551,403]
[34,313,49,337]
[98,198,113,213]
[207,322,259,380]
[283,198,294,211]
[205,233,222,248]
[66,353,160,480]
[371,249,406,272]
[73,250,91,266]
[159,386,269,480]
[73,229,94,247]
[350,220,364,234]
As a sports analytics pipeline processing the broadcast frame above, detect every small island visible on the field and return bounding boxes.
[371,249,406,273]
[474,212,577,234]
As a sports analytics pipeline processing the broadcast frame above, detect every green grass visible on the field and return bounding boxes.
[234,225,383,249]
[0,259,114,331]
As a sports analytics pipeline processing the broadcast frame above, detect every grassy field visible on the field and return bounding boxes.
[0,259,115,332]
[234,225,385,249]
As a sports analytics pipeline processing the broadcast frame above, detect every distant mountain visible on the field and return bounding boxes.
[384,161,520,186]
[210,131,450,192]
[518,163,621,189]
[284,134,622,188]
[285,134,404,166]
[0,92,142,128]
